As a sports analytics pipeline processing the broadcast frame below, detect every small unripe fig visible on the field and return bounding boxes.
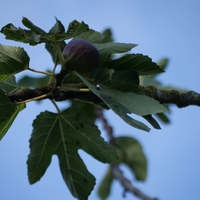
[62,38,100,74]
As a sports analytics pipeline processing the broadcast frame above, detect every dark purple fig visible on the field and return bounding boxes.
[62,38,100,74]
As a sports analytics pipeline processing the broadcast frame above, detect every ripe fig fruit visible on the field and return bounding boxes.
[62,38,100,74]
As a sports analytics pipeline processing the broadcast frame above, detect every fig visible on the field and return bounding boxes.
[62,38,100,74]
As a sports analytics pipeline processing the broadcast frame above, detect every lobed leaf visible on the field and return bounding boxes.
[0,89,25,140]
[0,44,29,81]
[28,105,118,199]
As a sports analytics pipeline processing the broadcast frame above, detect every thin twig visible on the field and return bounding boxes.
[111,165,158,200]
[95,106,158,200]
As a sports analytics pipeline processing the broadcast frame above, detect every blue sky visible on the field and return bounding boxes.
[1,1,200,200]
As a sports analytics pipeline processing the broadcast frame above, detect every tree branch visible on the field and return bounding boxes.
[95,106,158,200]
[7,84,102,104]
[140,85,200,108]
[7,84,200,108]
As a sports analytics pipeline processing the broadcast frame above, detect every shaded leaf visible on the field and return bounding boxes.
[97,167,114,200]
[115,136,147,180]
[95,68,141,93]
[108,103,150,131]
[0,89,25,140]
[75,72,152,131]
[28,106,118,199]
[77,72,168,116]
[0,76,21,93]
[111,69,139,85]
[45,41,66,65]
[0,45,29,81]
[142,114,161,129]
[105,54,164,75]
[70,101,96,120]
[94,42,137,64]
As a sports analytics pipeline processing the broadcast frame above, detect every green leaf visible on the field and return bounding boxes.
[0,89,25,140]
[156,112,170,124]
[28,106,118,199]
[94,42,137,64]
[76,29,105,43]
[48,17,65,34]
[1,23,40,45]
[0,45,29,81]
[75,72,152,131]
[41,20,89,42]
[115,136,147,180]
[1,19,89,45]
[97,167,114,200]
[108,103,151,131]
[64,20,89,40]
[0,76,21,93]
[105,90,167,115]
[70,101,96,120]
[111,69,139,85]
[105,54,164,75]
[76,72,168,115]
[95,68,140,93]
[22,17,46,34]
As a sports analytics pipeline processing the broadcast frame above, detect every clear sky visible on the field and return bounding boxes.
[1,1,200,200]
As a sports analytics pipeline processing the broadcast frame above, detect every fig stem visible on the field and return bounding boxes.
[15,92,52,104]
[48,63,57,84]
[55,42,65,69]
[50,99,61,114]
[28,68,55,77]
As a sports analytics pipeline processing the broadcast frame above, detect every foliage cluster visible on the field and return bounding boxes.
[0,18,170,199]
